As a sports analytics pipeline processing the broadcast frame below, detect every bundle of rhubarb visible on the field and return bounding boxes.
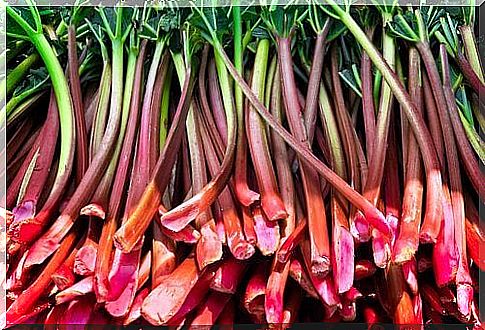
[3,1,484,327]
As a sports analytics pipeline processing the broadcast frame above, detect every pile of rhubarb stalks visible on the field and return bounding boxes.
[3,1,484,327]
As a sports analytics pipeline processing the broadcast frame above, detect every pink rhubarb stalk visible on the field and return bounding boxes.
[278,36,330,277]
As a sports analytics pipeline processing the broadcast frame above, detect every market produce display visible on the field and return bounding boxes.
[3,1,484,327]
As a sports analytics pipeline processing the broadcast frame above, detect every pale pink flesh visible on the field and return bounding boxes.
[457,284,473,319]
[332,219,354,294]
[301,240,340,306]
[166,272,215,326]
[210,256,247,294]
[196,222,223,269]
[141,257,200,325]
[432,188,459,287]
[402,260,418,295]
[79,203,106,219]
[105,239,143,318]
[74,244,97,275]
[123,288,149,325]
[55,276,94,305]
[253,206,280,256]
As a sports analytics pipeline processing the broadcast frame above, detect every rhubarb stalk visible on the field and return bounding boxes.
[6,4,76,249]
[23,7,131,267]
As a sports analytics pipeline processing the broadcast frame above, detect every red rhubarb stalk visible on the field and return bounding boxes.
[422,74,445,169]
[323,4,443,244]
[166,272,215,326]
[68,25,88,184]
[361,26,377,162]
[266,58,297,323]
[106,47,173,319]
[196,108,255,260]
[9,90,59,244]
[5,5,76,255]
[373,123,400,268]
[113,64,195,253]
[51,234,83,290]
[211,256,247,294]
[279,35,330,277]
[197,46,226,154]
[300,239,340,307]
[464,201,485,271]
[317,50,354,292]
[276,218,306,264]
[432,186,459,287]
[393,49,424,264]
[443,61,485,200]
[304,17,331,143]
[288,257,319,299]
[242,206,257,245]
[330,45,362,199]
[74,220,99,276]
[5,227,79,327]
[244,262,268,323]
[123,288,149,326]
[173,51,221,270]
[208,59,228,145]
[350,19,394,252]
[212,38,391,241]
[440,46,474,318]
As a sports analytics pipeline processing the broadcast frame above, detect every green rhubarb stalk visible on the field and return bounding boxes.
[247,39,287,222]
[233,3,260,206]
[459,6,484,84]
[160,65,173,148]
[87,23,111,159]
[458,109,485,164]
[6,53,39,97]
[364,16,395,203]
